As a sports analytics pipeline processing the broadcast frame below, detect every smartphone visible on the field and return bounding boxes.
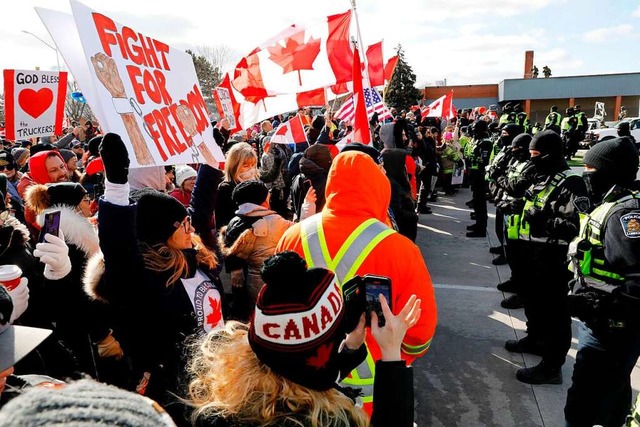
[363,275,392,327]
[39,210,61,243]
[342,276,366,332]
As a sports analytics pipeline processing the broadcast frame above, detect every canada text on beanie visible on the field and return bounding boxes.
[583,137,639,185]
[136,190,188,245]
[249,251,348,391]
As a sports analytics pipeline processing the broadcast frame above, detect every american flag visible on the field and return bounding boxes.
[333,87,392,124]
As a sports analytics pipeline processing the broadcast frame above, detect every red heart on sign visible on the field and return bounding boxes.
[18,88,54,119]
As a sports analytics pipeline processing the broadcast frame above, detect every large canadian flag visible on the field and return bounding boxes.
[232,11,353,101]
[271,115,308,144]
[422,91,456,120]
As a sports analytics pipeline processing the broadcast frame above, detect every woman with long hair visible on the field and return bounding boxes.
[215,142,258,230]
[85,133,226,426]
[188,251,420,427]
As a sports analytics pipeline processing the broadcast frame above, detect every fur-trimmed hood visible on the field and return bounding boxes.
[36,205,99,258]
[83,251,107,303]
[0,214,31,254]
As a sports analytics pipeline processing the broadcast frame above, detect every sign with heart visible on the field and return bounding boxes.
[3,69,67,140]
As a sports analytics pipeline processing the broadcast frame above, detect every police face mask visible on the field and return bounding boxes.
[582,170,614,202]
[530,153,555,175]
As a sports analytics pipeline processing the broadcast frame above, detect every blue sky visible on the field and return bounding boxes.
[1,0,639,89]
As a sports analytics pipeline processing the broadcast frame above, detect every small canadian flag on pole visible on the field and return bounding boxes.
[421,90,455,120]
[271,115,308,144]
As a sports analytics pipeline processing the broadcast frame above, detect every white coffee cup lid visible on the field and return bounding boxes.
[0,265,22,281]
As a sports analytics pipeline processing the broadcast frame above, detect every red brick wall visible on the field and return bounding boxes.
[423,84,498,100]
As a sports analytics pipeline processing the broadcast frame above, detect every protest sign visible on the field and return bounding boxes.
[3,69,67,140]
[37,0,224,168]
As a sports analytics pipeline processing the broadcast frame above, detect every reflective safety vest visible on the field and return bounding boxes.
[628,391,640,426]
[518,170,580,243]
[545,111,561,127]
[300,216,395,404]
[504,160,529,240]
[486,145,507,180]
[568,191,640,284]
[561,116,573,131]
[464,138,479,170]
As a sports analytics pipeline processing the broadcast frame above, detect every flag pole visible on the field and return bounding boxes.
[350,0,370,88]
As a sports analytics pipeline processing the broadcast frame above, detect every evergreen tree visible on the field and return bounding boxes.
[385,44,421,111]
[186,49,221,118]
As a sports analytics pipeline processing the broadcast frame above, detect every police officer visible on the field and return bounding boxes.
[544,105,562,134]
[487,124,524,263]
[564,137,640,426]
[514,104,532,134]
[499,103,513,126]
[617,121,638,150]
[570,105,588,160]
[495,133,538,309]
[561,107,577,158]
[505,130,590,384]
[467,120,494,237]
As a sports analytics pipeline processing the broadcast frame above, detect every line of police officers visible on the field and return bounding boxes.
[459,105,640,426]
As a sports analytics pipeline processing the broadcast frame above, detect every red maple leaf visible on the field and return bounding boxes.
[306,342,334,369]
[267,30,321,86]
[233,55,270,105]
[205,295,222,328]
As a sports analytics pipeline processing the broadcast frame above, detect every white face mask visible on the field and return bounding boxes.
[237,167,258,182]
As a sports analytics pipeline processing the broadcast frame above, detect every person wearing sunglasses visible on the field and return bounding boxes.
[87,133,226,425]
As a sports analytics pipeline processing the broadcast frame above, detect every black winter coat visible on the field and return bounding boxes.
[89,165,225,423]
[290,156,329,219]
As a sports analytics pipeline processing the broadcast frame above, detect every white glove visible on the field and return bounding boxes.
[34,230,72,281]
[8,277,29,323]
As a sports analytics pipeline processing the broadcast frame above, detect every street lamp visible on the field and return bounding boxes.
[21,30,60,71]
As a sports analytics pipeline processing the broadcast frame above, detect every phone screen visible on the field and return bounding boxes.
[363,275,392,327]
[40,210,61,243]
[342,277,365,332]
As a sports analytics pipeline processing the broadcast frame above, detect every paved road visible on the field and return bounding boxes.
[412,184,640,426]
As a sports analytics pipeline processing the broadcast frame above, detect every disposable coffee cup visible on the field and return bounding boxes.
[0,265,22,291]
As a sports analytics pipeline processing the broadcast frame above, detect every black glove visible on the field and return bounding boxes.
[567,292,599,320]
[99,133,130,184]
[523,207,546,237]
[508,198,526,215]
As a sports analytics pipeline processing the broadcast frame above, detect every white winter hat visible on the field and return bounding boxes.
[175,165,197,187]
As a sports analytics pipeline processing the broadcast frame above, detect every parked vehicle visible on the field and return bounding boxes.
[584,117,640,147]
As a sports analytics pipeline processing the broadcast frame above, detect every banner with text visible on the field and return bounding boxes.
[3,69,67,140]
[38,0,223,167]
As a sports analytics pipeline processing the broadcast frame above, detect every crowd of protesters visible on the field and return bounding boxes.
[0,109,438,426]
[0,97,637,427]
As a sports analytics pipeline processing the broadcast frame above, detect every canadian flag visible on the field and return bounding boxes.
[366,42,384,87]
[271,115,308,144]
[232,11,353,102]
[421,91,456,120]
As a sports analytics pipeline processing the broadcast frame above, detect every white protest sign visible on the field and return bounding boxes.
[214,87,238,130]
[38,0,224,168]
[3,69,67,140]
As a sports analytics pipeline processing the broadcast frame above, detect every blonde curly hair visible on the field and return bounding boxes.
[188,321,369,427]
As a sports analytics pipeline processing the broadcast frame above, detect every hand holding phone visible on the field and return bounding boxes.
[371,294,422,362]
[363,275,392,327]
[39,210,61,243]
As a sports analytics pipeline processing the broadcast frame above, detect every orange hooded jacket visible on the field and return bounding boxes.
[276,150,437,373]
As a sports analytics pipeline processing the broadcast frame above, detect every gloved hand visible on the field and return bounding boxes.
[34,230,72,280]
[99,133,130,184]
[230,269,245,288]
[8,277,29,323]
[509,198,526,215]
[567,292,599,320]
[97,330,124,360]
[523,207,546,237]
